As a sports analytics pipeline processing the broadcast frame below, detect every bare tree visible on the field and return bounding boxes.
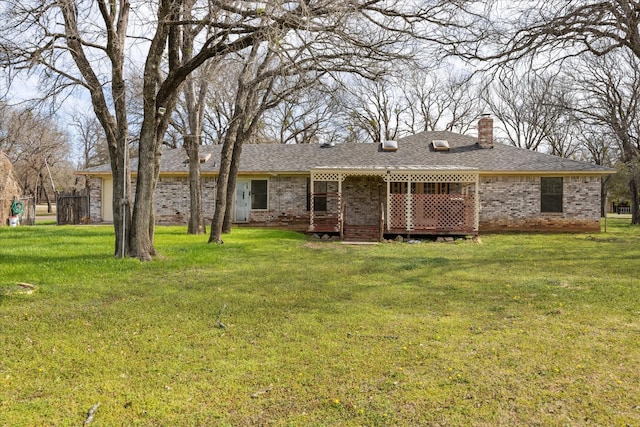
[567,52,640,222]
[338,76,406,143]
[262,85,341,145]
[176,29,219,235]
[431,0,640,225]
[329,63,480,144]
[0,107,71,209]
[69,112,109,169]
[481,70,574,152]
[571,122,618,216]
[434,1,640,65]
[202,58,241,146]
[210,44,275,243]
[402,65,479,134]
[209,40,336,242]
[0,0,135,255]
[1,0,458,259]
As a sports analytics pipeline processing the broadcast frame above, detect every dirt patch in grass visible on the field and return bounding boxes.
[0,282,38,296]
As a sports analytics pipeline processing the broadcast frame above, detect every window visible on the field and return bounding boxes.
[390,182,403,194]
[541,177,563,213]
[390,182,413,194]
[389,182,464,195]
[307,179,327,212]
[251,180,268,210]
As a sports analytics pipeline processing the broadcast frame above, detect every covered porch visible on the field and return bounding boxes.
[308,167,479,240]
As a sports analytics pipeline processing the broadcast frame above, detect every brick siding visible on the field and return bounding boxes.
[154,176,216,225]
[343,176,384,226]
[90,173,603,233]
[479,175,601,232]
[88,177,102,223]
[249,175,311,230]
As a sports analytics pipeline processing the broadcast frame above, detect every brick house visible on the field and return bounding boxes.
[80,117,613,240]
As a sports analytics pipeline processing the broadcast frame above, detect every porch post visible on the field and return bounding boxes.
[406,174,412,231]
[386,173,391,231]
[338,174,344,235]
[474,174,480,232]
[310,172,315,230]
[338,174,343,217]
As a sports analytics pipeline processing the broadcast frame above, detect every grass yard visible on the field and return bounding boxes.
[1,220,639,426]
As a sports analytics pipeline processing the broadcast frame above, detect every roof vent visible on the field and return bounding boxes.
[320,141,335,148]
[381,140,398,152]
[432,140,450,151]
[183,153,212,165]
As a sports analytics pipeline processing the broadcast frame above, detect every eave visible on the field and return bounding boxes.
[478,170,615,177]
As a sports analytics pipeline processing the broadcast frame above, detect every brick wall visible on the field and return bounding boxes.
[91,173,603,233]
[343,176,384,226]
[479,175,601,232]
[154,176,216,225]
[152,174,313,230]
[247,175,312,230]
[88,177,102,223]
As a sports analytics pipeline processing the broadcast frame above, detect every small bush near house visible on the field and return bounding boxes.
[0,220,639,425]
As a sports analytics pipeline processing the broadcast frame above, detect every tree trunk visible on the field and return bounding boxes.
[40,178,52,213]
[109,145,132,258]
[208,128,238,244]
[222,141,244,233]
[630,176,640,225]
[185,136,206,234]
[182,65,209,235]
[130,126,160,261]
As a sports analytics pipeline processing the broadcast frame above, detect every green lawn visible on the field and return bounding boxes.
[1,221,639,426]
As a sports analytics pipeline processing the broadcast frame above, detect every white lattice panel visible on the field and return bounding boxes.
[389,194,408,229]
[389,194,475,232]
[312,169,478,184]
[384,172,478,183]
[311,172,343,182]
[411,194,475,230]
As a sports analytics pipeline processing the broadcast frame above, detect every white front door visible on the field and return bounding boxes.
[234,180,250,222]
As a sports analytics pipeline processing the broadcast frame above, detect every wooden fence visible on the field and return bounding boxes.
[56,192,90,225]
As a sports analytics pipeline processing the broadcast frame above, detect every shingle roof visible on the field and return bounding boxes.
[81,130,613,175]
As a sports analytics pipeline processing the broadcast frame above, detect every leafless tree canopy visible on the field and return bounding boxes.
[430,0,640,223]
[0,0,452,258]
[433,1,640,65]
[480,70,577,154]
[0,105,73,204]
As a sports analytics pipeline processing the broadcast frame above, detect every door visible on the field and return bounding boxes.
[234,180,250,222]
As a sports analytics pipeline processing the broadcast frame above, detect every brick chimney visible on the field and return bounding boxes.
[477,114,493,149]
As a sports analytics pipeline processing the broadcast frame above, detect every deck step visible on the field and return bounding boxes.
[343,225,380,242]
